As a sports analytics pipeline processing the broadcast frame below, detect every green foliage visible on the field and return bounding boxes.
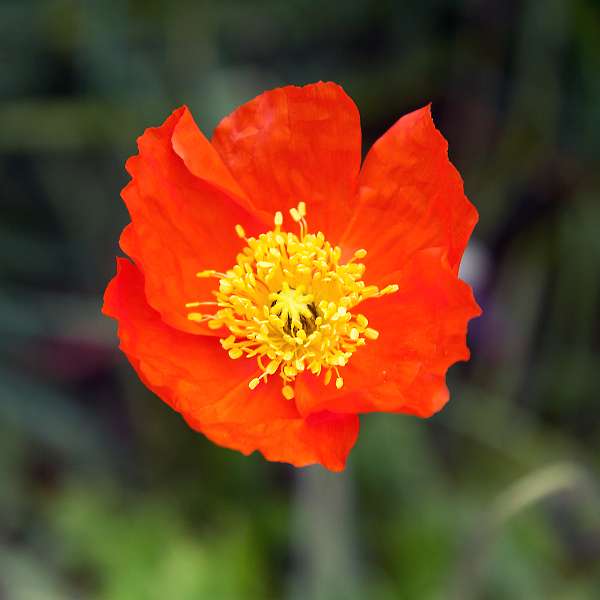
[48,487,267,600]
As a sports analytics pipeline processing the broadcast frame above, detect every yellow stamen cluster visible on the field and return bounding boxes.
[186,203,398,399]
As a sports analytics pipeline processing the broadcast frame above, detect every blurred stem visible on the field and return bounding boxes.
[451,462,598,600]
[287,467,363,600]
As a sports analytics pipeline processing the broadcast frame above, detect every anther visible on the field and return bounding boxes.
[381,284,399,294]
[356,314,368,328]
[282,385,295,400]
[196,269,225,278]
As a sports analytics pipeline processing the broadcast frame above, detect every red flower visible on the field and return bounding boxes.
[103,82,481,471]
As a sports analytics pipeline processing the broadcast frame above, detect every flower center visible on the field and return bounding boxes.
[186,203,398,400]
[270,282,318,336]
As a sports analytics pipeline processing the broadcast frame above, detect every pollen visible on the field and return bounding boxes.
[187,203,398,399]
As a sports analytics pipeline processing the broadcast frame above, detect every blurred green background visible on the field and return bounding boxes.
[2,0,600,598]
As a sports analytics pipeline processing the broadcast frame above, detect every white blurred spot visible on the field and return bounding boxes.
[459,238,490,291]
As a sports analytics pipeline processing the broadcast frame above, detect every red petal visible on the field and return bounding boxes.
[171,106,256,215]
[186,411,359,472]
[211,82,361,241]
[103,258,358,470]
[340,105,478,281]
[122,106,263,335]
[295,248,481,417]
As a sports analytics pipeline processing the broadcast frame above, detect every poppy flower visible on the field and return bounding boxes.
[103,82,481,471]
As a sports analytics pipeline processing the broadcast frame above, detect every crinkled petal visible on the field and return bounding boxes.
[171,106,252,209]
[211,82,361,241]
[122,106,264,335]
[103,258,358,470]
[186,411,359,472]
[295,248,481,417]
[340,105,478,282]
